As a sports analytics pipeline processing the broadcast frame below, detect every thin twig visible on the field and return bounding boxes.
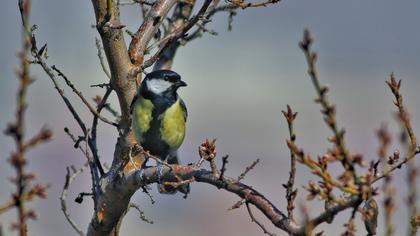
[287,142,358,195]
[246,202,277,236]
[184,4,238,42]
[237,159,260,182]
[95,38,111,79]
[219,155,229,181]
[138,0,213,72]
[341,202,360,235]
[141,186,155,205]
[31,37,88,135]
[299,29,358,184]
[64,128,100,205]
[118,0,154,6]
[372,147,420,183]
[386,74,417,149]
[227,0,281,9]
[372,75,419,184]
[64,128,90,159]
[129,203,154,224]
[128,0,178,66]
[0,200,16,214]
[60,165,88,236]
[132,144,172,169]
[89,87,114,177]
[51,66,118,127]
[386,74,419,236]
[282,105,298,221]
[5,1,51,234]
[15,3,32,233]
[228,199,245,210]
[90,83,110,88]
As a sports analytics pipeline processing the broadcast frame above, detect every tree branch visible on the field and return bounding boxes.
[282,105,298,222]
[61,165,88,236]
[128,0,177,66]
[245,202,277,236]
[51,65,118,128]
[129,165,295,233]
[142,0,213,71]
[92,0,135,123]
[152,1,195,70]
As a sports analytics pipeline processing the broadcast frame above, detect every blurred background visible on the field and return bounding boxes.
[1,0,420,235]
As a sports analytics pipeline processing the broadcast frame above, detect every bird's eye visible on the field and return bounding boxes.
[163,76,169,81]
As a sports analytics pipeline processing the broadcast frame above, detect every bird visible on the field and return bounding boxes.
[131,69,189,195]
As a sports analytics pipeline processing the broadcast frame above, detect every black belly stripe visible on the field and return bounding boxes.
[139,96,175,159]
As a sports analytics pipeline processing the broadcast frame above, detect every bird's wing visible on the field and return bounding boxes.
[130,94,138,114]
[179,98,188,122]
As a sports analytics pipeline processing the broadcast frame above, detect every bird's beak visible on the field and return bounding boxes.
[176,80,187,87]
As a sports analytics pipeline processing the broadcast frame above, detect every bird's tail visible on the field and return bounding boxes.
[158,154,190,196]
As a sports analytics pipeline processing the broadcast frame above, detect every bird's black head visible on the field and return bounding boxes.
[141,70,187,97]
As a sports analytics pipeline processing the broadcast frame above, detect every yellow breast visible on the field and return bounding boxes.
[159,99,186,149]
[132,97,154,142]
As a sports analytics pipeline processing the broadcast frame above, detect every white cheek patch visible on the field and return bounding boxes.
[147,79,172,94]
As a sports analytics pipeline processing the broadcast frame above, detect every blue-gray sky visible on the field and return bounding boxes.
[1,1,420,235]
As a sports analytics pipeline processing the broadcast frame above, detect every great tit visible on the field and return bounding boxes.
[131,70,189,194]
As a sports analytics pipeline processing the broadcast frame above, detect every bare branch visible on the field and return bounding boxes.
[299,29,356,181]
[219,155,229,181]
[87,139,297,235]
[372,147,420,183]
[60,165,88,236]
[386,73,418,236]
[89,87,114,177]
[119,0,154,6]
[3,1,50,234]
[95,38,111,79]
[91,0,135,122]
[64,128,100,205]
[51,65,118,127]
[129,165,293,232]
[246,202,277,236]
[386,73,417,148]
[22,127,52,151]
[237,159,260,182]
[129,203,154,224]
[128,0,178,66]
[141,0,213,72]
[184,4,238,42]
[304,196,362,235]
[30,38,88,135]
[371,76,420,184]
[152,1,196,70]
[282,104,298,221]
[228,199,246,210]
[0,200,15,215]
[227,0,281,9]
